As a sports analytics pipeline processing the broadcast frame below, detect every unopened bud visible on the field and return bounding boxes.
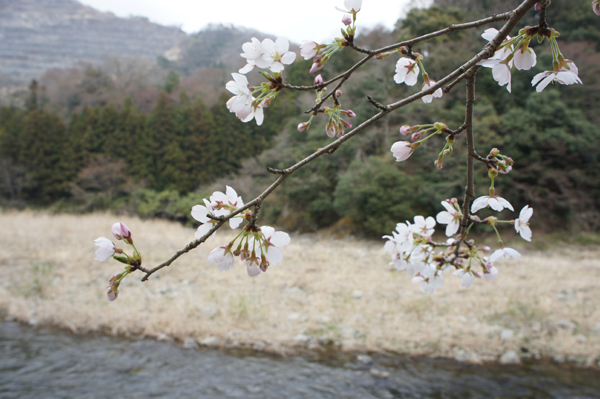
[297,122,310,132]
[400,125,412,135]
[488,166,498,179]
[411,131,423,141]
[433,122,448,132]
[341,109,356,118]
[111,222,131,241]
[340,119,352,129]
[335,89,343,97]
[310,62,323,74]
[443,147,453,156]
[113,253,130,265]
[314,74,324,85]
[342,13,352,26]
[480,246,491,253]
[490,148,500,157]
[434,159,444,170]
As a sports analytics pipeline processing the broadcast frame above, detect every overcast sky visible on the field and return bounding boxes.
[77,0,423,43]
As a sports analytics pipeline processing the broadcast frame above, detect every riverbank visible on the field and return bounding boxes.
[1,210,599,366]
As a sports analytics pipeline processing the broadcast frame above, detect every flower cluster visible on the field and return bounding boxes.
[239,37,296,74]
[384,200,528,293]
[226,37,297,126]
[209,225,291,277]
[393,47,443,104]
[191,186,250,239]
[478,27,581,93]
[191,186,291,277]
[390,122,449,163]
[94,222,141,301]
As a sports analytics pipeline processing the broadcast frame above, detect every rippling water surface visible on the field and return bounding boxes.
[1,321,599,399]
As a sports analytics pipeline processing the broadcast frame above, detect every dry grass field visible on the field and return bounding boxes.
[1,210,599,365]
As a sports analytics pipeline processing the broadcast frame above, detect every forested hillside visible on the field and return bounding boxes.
[0,0,599,236]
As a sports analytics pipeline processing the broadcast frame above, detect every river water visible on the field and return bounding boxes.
[1,321,599,399]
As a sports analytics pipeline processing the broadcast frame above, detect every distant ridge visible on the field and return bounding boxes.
[0,0,186,85]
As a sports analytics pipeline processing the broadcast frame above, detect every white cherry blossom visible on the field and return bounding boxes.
[453,269,475,288]
[531,61,582,93]
[513,46,537,70]
[335,0,362,13]
[94,237,115,262]
[481,28,514,61]
[413,265,443,294]
[191,199,218,239]
[514,205,533,241]
[239,38,263,74]
[471,195,514,213]
[258,226,291,265]
[394,58,419,86]
[411,215,436,237]
[255,38,296,73]
[436,200,462,236]
[422,80,443,103]
[226,73,264,125]
[210,186,244,229]
[489,247,521,263]
[300,41,319,60]
[390,141,414,162]
[208,246,235,271]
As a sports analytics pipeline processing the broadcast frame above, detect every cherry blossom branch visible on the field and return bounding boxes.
[279,9,521,115]
[142,0,538,282]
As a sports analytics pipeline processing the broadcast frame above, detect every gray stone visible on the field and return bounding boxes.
[253,342,266,351]
[370,368,390,378]
[357,354,372,364]
[183,337,199,350]
[553,355,566,364]
[499,350,521,365]
[454,349,470,362]
[200,336,219,346]
[575,334,587,343]
[284,286,308,296]
[530,322,542,332]
[352,290,363,299]
[203,304,218,319]
[293,334,310,345]
[555,320,577,330]
[500,329,514,341]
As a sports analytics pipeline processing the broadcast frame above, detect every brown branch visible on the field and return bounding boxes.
[460,69,478,237]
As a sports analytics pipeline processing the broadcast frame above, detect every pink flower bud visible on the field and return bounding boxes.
[435,159,444,170]
[481,246,491,253]
[310,62,323,74]
[341,109,356,118]
[342,14,352,26]
[594,0,600,15]
[314,74,324,85]
[400,125,412,135]
[107,287,118,301]
[340,119,352,129]
[326,119,336,138]
[411,131,423,141]
[297,122,310,132]
[335,89,343,97]
[111,222,131,240]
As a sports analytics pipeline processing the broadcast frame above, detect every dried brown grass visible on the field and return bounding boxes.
[1,210,599,364]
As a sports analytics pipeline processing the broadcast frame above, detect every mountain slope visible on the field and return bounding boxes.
[0,0,186,85]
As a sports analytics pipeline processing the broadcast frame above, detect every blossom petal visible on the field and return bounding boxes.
[266,246,283,265]
[271,231,291,247]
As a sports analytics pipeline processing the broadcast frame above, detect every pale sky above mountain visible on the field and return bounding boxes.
[78,0,426,43]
